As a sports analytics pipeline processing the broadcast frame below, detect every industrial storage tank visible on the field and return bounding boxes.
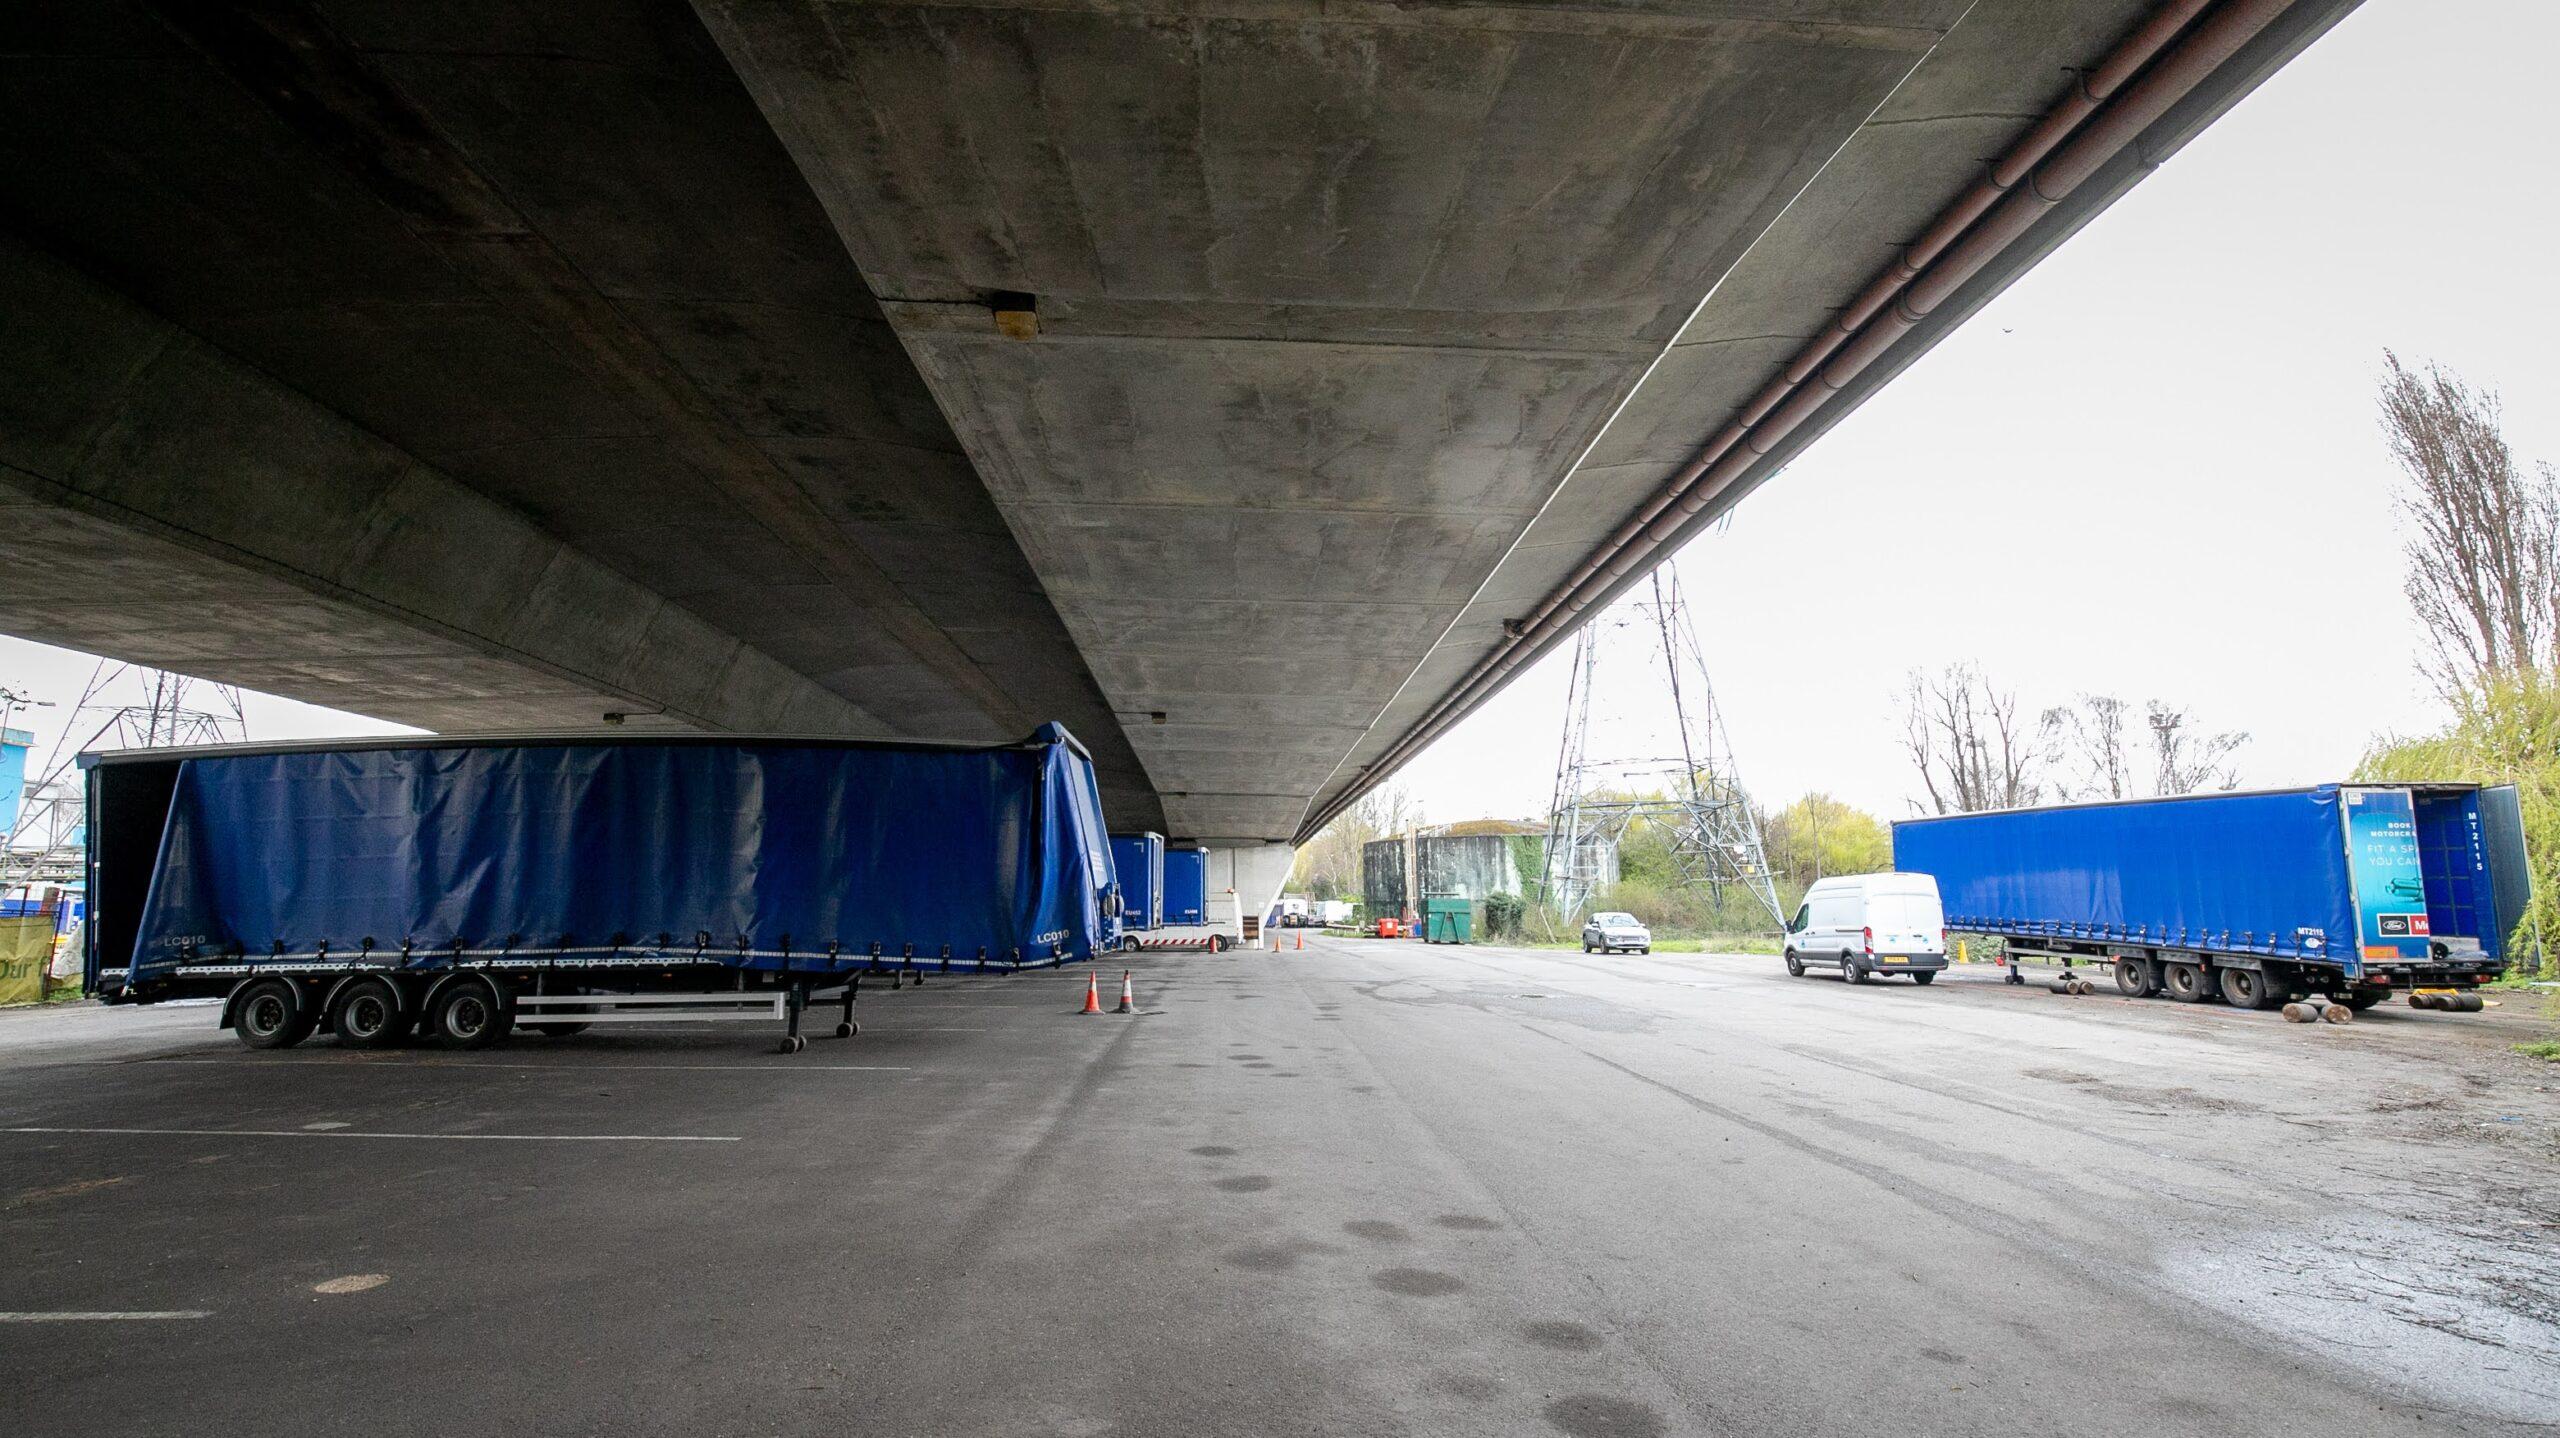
[1416,833,1525,902]
[1361,838,1408,917]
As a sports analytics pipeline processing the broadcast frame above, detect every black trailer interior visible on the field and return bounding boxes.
[81,751,184,995]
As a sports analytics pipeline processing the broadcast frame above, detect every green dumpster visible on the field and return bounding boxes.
[1423,895,1471,945]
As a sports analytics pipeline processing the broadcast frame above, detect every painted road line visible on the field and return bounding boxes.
[0,1311,212,1322]
[101,1060,912,1073]
[5,1127,740,1142]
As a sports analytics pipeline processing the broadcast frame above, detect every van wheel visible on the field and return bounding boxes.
[234,978,313,1050]
[1842,954,1867,986]
[329,977,412,1048]
[1784,951,1803,976]
[1910,970,1935,985]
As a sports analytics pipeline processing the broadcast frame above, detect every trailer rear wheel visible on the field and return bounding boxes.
[329,977,412,1048]
[2217,966,2285,1010]
[234,978,313,1050]
[2163,962,2208,1003]
[429,978,513,1050]
[2113,959,2156,998]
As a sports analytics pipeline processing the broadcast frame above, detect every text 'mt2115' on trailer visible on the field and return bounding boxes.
[82,725,1122,1052]
[1892,783,2530,1013]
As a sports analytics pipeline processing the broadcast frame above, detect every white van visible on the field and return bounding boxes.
[1783,873,1946,985]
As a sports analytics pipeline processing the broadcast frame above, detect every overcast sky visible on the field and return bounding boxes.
[0,0,2550,833]
[1394,0,2560,826]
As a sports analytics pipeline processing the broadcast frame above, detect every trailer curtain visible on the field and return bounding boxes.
[124,728,1114,978]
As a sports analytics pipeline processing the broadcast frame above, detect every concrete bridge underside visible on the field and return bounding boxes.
[0,0,2355,845]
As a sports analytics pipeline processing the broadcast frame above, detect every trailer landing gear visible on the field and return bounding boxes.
[779,983,809,1054]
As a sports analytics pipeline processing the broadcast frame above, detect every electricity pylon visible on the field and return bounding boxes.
[2,663,248,885]
[1539,565,1784,929]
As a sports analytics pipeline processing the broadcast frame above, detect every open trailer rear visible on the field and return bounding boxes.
[1892,783,2531,1013]
[84,724,1120,1051]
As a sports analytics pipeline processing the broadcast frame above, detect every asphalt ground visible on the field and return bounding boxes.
[3,940,2556,1436]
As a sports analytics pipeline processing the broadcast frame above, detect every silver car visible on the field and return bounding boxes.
[1581,911,1651,955]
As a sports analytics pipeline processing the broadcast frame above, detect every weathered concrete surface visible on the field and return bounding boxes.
[699,0,2357,842]
[0,1,1160,824]
[700,0,1963,842]
[0,236,880,735]
[1305,0,2366,831]
[0,1,2352,842]
[4,942,2553,1434]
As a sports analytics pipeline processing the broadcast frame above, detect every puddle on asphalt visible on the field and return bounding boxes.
[2157,1215,2560,1422]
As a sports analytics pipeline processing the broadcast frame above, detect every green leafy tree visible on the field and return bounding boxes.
[2356,674,2556,974]
[2359,354,2558,975]
[1762,793,1892,897]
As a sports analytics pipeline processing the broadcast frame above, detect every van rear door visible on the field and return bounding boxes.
[1869,891,1943,955]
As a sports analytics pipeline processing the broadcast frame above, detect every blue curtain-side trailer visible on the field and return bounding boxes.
[1892,783,2528,1013]
[83,725,1121,1052]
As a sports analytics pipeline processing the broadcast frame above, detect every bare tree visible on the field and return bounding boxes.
[1900,663,2048,814]
[2046,692,2247,799]
[1291,783,1419,898]
[2145,703,2247,795]
[2047,693,2136,800]
[2379,352,2560,694]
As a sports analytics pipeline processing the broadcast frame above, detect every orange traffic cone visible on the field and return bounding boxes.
[1295,930,1304,951]
[1080,971,1102,1014]
[1115,971,1135,1014]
